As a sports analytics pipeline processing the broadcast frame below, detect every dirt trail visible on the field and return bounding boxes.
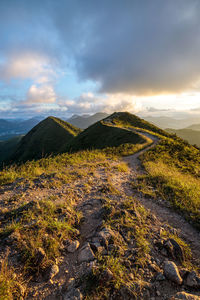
[121,130,200,260]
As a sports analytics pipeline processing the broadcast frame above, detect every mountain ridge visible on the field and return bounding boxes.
[9,116,81,162]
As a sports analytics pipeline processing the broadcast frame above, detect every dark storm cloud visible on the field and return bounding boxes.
[52,0,200,94]
[1,0,200,94]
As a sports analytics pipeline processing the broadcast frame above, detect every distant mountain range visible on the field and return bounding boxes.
[0,112,167,164]
[144,116,200,129]
[1,112,200,141]
[186,123,200,131]
[0,117,41,140]
[166,128,200,147]
[0,113,109,141]
[66,112,109,129]
[1,112,200,165]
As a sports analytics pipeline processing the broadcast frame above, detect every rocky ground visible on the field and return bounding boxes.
[0,133,200,299]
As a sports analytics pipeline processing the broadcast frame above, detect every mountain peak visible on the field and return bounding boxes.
[10,116,81,162]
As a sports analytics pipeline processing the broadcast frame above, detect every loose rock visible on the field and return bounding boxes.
[49,264,59,280]
[98,228,114,244]
[156,272,165,281]
[101,268,113,281]
[64,288,83,300]
[170,291,200,299]
[6,231,21,245]
[164,238,184,262]
[163,261,182,285]
[67,240,80,253]
[185,271,200,288]
[78,243,95,263]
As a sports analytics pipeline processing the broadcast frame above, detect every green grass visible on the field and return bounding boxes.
[141,160,200,228]
[104,112,170,137]
[9,116,81,163]
[1,198,82,271]
[166,128,200,147]
[84,196,151,299]
[140,137,200,229]
[160,229,192,269]
[1,112,158,165]
[65,120,146,153]
[0,150,109,185]
[0,135,23,164]
[0,253,24,300]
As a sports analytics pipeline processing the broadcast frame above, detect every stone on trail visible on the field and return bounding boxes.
[163,261,182,285]
[170,291,200,299]
[185,271,200,288]
[67,240,80,253]
[49,264,59,280]
[78,243,95,263]
[98,227,115,244]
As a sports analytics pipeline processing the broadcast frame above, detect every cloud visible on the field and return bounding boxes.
[147,107,171,113]
[60,93,141,114]
[0,53,56,82]
[27,83,56,103]
[1,1,200,96]
[1,0,200,119]
[52,0,200,94]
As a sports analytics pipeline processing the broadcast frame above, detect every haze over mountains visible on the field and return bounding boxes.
[144,115,200,129]
[0,112,169,165]
[1,112,200,164]
[0,117,41,140]
[1,111,200,140]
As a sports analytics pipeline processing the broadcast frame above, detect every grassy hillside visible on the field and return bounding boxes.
[0,112,200,299]
[166,128,200,147]
[66,120,147,154]
[137,136,200,229]
[0,135,23,163]
[105,112,170,137]
[186,123,200,131]
[10,117,81,163]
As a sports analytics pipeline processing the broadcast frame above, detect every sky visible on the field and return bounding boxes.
[0,0,200,119]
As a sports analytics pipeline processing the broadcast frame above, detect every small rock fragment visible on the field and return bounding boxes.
[98,228,114,244]
[163,261,182,285]
[34,247,46,265]
[6,231,21,244]
[185,271,200,288]
[64,288,83,300]
[67,278,75,290]
[101,268,113,281]
[164,238,184,262]
[156,272,165,281]
[67,240,80,253]
[78,243,95,263]
[49,264,59,280]
[170,291,200,299]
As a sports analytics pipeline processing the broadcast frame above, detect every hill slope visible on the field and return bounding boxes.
[166,128,200,147]
[144,115,200,129]
[104,112,170,136]
[0,117,40,141]
[0,135,23,163]
[65,113,153,152]
[0,119,200,299]
[186,123,200,131]
[66,112,109,129]
[10,116,81,162]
